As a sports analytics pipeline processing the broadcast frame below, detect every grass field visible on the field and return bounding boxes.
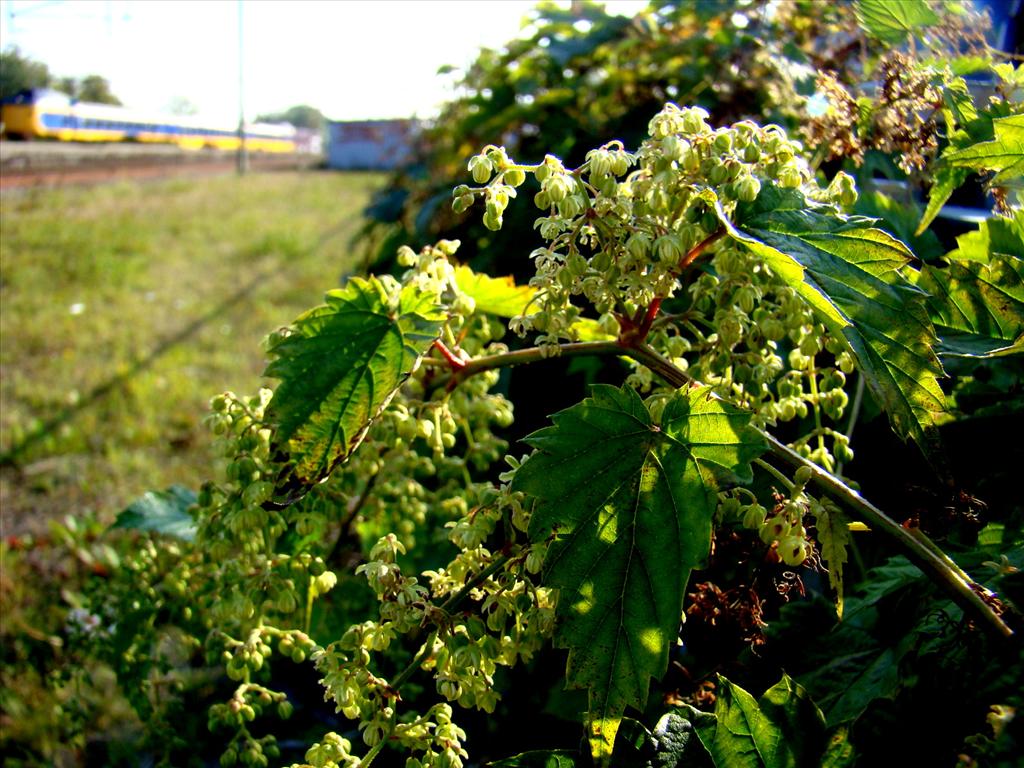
[0,170,383,535]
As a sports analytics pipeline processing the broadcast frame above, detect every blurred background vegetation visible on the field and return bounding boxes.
[1,0,1022,765]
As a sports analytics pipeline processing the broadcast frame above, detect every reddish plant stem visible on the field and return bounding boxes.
[678,227,726,274]
[432,339,467,371]
[635,297,663,340]
[627,227,726,344]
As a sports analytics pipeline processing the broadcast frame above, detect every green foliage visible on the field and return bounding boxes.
[357,0,873,276]
[112,485,197,541]
[264,276,445,491]
[694,675,827,768]
[5,5,1024,768]
[722,184,946,452]
[452,264,537,318]
[257,105,325,130]
[809,502,852,619]
[920,93,1023,235]
[513,385,763,756]
[0,46,51,100]
[611,708,715,768]
[855,0,939,45]
[944,112,1024,185]
[764,544,1024,764]
[65,73,121,105]
[919,253,1024,358]
[489,752,580,768]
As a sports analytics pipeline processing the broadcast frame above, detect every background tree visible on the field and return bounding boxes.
[73,75,120,105]
[256,104,326,132]
[0,46,52,101]
[51,73,120,104]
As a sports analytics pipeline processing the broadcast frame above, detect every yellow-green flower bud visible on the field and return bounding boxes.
[681,106,709,135]
[778,165,802,188]
[586,148,613,178]
[654,233,683,263]
[452,193,474,214]
[662,135,687,162]
[779,536,810,566]
[487,146,509,168]
[483,211,503,231]
[742,503,767,530]
[468,155,492,184]
[610,150,631,176]
[504,168,526,187]
[626,232,652,261]
[761,513,791,543]
[831,171,858,208]
[557,193,584,218]
[545,174,570,203]
[736,175,761,203]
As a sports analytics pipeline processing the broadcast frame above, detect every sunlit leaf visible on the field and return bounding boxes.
[513,385,764,762]
[453,264,614,339]
[855,0,939,44]
[694,675,827,768]
[916,165,970,237]
[916,215,1024,358]
[918,253,1024,358]
[264,276,444,489]
[611,710,715,767]
[943,211,1024,262]
[454,264,537,317]
[722,184,946,455]
[944,112,1024,184]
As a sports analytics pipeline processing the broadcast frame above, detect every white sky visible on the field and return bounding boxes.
[1,0,647,123]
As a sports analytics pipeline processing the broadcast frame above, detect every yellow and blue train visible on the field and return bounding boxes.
[1,89,297,153]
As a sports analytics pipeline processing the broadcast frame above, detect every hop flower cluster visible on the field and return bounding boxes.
[455,103,858,357]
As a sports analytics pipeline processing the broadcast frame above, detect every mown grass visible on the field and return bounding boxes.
[0,170,383,533]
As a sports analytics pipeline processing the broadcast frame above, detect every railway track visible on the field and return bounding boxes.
[0,141,320,189]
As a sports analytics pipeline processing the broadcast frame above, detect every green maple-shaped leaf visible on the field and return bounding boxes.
[264,276,444,488]
[944,112,1024,185]
[512,385,764,762]
[721,184,946,455]
[855,0,939,44]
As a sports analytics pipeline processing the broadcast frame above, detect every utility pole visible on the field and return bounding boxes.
[236,0,249,175]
